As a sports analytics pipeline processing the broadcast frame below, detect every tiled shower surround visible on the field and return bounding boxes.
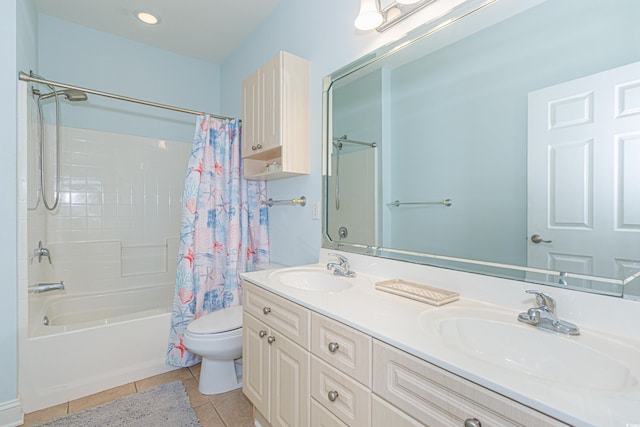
[28,124,191,296]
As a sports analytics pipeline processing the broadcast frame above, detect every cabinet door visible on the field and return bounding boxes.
[372,395,424,427]
[260,52,282,153]
[242,69,260,158]
[270,332,310,427]
[242,312,270,420]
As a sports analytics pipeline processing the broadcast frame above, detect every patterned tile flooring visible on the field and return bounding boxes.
[21,364,254,427]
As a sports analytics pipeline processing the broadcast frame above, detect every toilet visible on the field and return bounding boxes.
[183,305,243,395]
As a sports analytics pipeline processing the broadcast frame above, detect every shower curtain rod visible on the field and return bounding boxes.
[18,71,239,122]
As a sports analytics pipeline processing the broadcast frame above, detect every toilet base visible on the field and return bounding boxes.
[198,357,241,395]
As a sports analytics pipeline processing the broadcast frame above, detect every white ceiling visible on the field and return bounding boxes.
[35,0,283,64]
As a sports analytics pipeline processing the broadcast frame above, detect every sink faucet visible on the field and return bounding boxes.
[517,290,579,335]
[326,253,356,278]
[28,281,65,294]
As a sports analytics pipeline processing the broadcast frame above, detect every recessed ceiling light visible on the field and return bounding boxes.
[136,11,160,25]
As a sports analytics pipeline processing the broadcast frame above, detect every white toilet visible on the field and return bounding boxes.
[183,305,243,395]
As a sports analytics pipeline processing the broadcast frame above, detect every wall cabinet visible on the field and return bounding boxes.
[242,280,568,427]
[242,51,309,180]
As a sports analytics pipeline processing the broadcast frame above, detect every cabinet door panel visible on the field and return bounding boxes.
[372,395,425,427]
[260,52,282,152]
[242,312,270,420]
[270,332,310,427]
[241,69,260,158]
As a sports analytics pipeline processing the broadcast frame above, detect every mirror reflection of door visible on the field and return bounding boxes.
[527,61,640,294]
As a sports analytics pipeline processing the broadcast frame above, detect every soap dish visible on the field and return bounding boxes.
[375,279,459,306]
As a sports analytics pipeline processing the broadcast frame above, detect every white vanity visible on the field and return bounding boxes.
[241,250,640,427]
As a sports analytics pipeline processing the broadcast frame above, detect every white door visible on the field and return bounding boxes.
[528,61,640,292]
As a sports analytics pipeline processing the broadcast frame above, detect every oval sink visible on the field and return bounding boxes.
[419,306,640,391]
[269,267,354,293]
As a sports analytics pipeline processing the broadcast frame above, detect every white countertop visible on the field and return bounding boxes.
[241,250,640,427]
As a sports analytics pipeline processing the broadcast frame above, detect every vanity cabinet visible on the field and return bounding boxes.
[242,281,310,426]
[242,279,568,427]
[241,50,309,180]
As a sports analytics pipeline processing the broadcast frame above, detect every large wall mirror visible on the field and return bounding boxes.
[323,0,640,298]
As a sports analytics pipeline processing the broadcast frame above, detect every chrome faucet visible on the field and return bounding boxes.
[29,281,65,293]
[326,253,356,278]
[31,241,52,264]
[517,290,579,335]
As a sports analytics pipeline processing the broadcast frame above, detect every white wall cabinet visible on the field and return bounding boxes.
[241,51,309,180]
[242,279,568,426]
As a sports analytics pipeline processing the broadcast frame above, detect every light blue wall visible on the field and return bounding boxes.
[0,0,18,407]
[37,15,222,143]
[220,0,400,266]
[3,0,38,410]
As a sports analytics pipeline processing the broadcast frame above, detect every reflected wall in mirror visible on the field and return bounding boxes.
[323,0,640,298]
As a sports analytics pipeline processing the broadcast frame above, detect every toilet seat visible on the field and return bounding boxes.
[187,305,243,335]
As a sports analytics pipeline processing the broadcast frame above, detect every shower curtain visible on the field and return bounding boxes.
[167,115,269,367]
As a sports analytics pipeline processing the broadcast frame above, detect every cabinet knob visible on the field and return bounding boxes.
[464,418,482,427]
[256,143,262,149]
[259,330,267,338]
[267,335,276,344]
[328,342,340,353]
[263,307,271,315]
[327,390,339,402]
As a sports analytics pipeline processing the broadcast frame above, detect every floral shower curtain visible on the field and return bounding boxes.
[166,115,269,367]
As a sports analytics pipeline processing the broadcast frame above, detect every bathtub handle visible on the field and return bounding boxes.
[263,307,271,315]
[259,330,267,338]
[267,335,276,344]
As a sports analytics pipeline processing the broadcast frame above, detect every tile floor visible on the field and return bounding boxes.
[20,364,254,427]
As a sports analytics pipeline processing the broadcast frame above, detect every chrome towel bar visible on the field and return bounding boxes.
[262,196,307,207]
[387,199,452,207]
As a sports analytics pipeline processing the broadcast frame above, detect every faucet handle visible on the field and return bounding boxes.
[526,290,555,311]
[328,253,349,267]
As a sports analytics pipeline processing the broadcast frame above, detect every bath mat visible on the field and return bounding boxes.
[34,381,200,427]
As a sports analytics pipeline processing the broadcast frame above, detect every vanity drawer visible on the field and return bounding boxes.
[372,340,568,427]
[243,280,310,349]
[311,398,349,427]
[311,356,371,427]
[311,312,372,387]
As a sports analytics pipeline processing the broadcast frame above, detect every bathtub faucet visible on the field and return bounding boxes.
[29,281,65,293]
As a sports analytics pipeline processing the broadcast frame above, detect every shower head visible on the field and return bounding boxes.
[38,89,88,102]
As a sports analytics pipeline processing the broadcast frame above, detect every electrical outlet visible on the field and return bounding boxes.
[312,201,320,220]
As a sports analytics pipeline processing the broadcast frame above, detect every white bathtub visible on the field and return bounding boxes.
[20,284,178,413]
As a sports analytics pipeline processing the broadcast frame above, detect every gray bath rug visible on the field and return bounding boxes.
[34,381,200,427]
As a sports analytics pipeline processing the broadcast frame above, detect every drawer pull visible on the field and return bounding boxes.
[259,330,267,338]
[257,143,262,149]
[328,342,340,353]
[267,335,276,344]
[251,145,257,151]
[263,307,271,315]
[327,390,339,402]
[464,418,481,427]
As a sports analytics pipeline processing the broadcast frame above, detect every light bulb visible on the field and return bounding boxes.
[354,0,383,31]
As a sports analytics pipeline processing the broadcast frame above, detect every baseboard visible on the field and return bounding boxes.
[0,399,22,427]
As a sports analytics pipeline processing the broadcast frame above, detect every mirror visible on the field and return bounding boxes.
[323,0,640,298]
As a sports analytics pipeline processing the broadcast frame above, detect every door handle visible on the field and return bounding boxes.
[531,234,552,244]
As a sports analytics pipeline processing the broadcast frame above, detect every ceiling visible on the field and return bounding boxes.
[35,0,283,64]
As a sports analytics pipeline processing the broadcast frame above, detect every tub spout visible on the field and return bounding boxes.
[29,281,65,293]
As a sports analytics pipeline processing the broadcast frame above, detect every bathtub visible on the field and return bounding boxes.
[20,284,178,413]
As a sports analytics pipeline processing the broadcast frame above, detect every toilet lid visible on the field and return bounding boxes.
[187,305,243,334]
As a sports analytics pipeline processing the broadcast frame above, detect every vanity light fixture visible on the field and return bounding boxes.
[135,11,160,25]
[355,0,437,32]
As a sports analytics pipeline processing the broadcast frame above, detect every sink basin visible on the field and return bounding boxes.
[419,306,640,391]
[268,267,354,293]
